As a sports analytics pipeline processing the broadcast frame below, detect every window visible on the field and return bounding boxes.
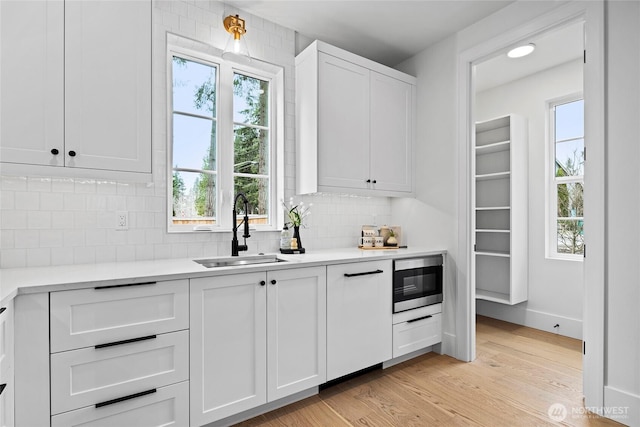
[549,97,584,257]
[168,44,283,232]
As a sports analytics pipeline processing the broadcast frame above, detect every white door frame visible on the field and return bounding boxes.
[456,0,605,408]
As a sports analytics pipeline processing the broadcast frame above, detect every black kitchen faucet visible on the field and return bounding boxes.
[231,193,251,256]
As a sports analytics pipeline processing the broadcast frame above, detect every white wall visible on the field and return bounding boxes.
[393,36,459,357]
[475,59,584,339]
[604,0,640,423]
[0,0,391,268]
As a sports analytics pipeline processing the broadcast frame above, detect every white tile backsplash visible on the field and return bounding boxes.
[0,0,392,269]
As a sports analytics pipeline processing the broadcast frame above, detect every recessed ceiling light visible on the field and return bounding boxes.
[507,43,536,59]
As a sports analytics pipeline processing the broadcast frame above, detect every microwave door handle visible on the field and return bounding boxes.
[344,269,384,278]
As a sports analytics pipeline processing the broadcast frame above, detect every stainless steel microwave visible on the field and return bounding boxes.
[393,255,443,313]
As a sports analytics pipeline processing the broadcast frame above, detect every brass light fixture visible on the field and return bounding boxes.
[222,14,251,63]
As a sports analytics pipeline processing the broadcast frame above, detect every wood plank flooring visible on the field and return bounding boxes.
[237,316,622,426]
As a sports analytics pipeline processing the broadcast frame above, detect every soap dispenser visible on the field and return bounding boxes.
[280,225,291,250]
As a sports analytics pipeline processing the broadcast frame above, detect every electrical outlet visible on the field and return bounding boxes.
[116,211,129,230]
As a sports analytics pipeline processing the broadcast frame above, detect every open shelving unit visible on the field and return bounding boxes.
[473,115,528,305]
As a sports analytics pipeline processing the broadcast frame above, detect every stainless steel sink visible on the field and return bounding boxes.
[194,254,287,268]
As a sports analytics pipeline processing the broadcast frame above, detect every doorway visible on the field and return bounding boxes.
[456,1,606,410]
[472,21,585,338]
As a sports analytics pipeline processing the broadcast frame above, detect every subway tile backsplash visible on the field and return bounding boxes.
[0,176,391,268]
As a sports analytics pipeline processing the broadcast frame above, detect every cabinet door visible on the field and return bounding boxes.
[65,0,151,173]
[267,267,326,401]
[317,52,370,190]
[326,260,392,381]
[190,273,267,426]
[370,72,413,193]
[0,0,64,166]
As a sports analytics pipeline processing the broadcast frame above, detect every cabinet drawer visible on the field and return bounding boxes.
[392,313,442,358]
[51,381,188,427]
[51,330,189,415]
[50,279,188,353]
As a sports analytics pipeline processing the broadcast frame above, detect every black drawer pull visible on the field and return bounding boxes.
[0,384,6,396]
[95,388,156,408]
[0,307,5,315]
[94,281,156,290]
[95,334,157,349]
[407,315,433,323]
[344,269,384,278]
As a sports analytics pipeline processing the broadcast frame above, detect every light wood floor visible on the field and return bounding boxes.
[237,316,622,427]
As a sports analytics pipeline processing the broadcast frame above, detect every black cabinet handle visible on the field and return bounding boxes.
[95,388,156,408]
[0,384,6,396]
[407,315,433,323]
[95,281,156,290]
[366,179,371,183]
[51,148,59,155]
[344,269,384,278]
[95,334,156,349]
[372,179,377,184]
[0,307,5,315]
[260,280,266,286]
[68,150,76,157]
[270,279,277,285]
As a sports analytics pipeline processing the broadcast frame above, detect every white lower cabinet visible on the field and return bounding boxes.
[190,266,327,426]
[0,300,14,427]
[48,280,190,427]
[50,381,189,427]
[392,313,442,358]
[51,330,189,415]
[326,260,392,381]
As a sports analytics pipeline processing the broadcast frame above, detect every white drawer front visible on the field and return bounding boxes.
[392,313,442,358]
[51,330,189,415]
[51,381,189,427]
[50,279,188,353]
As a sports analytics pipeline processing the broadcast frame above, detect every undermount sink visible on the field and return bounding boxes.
[194,254,287,268]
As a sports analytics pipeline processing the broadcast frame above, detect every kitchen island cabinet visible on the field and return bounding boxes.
[296,41,415,197]
[190,266,326,426]
[0,0,151,178]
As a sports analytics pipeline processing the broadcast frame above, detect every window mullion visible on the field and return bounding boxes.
[218,64,235,229]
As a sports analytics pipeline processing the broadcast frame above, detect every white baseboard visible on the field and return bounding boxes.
[476,300,583,340]
[442,331,456,357]
[602,386,639,426]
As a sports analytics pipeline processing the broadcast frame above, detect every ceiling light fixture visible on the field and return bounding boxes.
[507,43,536,59]
[222,14,251,63]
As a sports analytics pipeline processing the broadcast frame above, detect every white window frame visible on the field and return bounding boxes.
[166,38,284,233]
[546,93,584,260]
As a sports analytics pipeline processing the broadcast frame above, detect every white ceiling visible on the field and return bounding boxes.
[224,1,583,91]
[223,0,515,67]
[475,21,584,92]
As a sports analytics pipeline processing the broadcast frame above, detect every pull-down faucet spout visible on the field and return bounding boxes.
[232,193,250,256]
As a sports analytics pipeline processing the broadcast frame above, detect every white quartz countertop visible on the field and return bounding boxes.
[0,246,446,304]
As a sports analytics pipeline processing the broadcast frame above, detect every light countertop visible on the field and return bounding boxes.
[0,246,446,305]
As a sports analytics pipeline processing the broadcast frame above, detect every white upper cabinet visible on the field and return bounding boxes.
[296,40,416,197]
[0,0,64,167]
[370,71,413,193]
[0,0,151,177]
[316,53,370,190]
[64,1,151,173]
